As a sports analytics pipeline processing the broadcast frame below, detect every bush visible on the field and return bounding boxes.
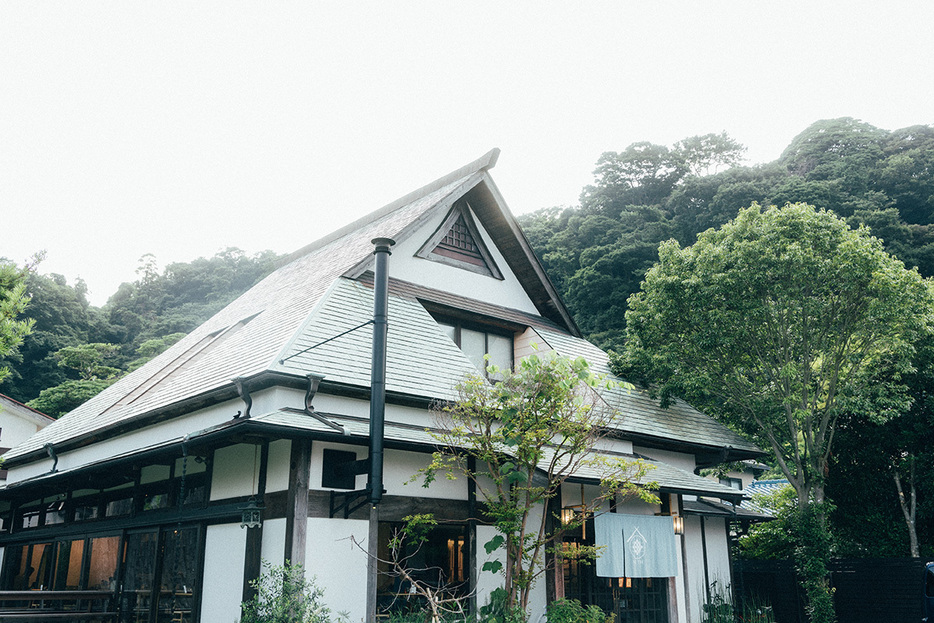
[477,587,527,623]
[240,560,344,623]
[546,598,611,623]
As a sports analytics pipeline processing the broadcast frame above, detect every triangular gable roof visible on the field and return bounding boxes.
[4,150,577,464]
[0,393,54,428]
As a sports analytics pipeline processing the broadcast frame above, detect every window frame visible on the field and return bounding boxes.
[434,315,515,378]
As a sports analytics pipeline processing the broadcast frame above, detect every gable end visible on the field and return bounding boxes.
[415,201,503,279]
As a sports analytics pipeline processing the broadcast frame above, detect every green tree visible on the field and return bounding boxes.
[0,270,118,401]
[674,131,747,177]
[581,142,687,215]
[621,203,932,511]
[421,353,656,613]
[126,332,186,371]
[56,342,121,380]
[619,203,934,621]
[26,378,113,418]
[0,260,36,384]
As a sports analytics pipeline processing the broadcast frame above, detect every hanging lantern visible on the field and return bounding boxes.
[672,515,684,535]
[240,497,264,529]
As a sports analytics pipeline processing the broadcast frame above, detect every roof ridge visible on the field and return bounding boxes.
[280,149,500,266]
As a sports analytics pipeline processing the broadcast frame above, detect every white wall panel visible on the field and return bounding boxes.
[304,518,369,623]
[211,443,262,501]
[202,523,246,623]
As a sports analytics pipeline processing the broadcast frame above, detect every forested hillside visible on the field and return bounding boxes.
[3,117,933,557]
[519,117,934,559]
[0,248,279,416]
[520,118,934,351]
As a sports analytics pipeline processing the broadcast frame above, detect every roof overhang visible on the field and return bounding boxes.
[2,370,438,470]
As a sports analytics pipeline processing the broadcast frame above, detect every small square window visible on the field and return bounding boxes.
[322,449,358,490]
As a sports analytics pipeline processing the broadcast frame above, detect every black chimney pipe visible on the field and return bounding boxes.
[367,237,394,506]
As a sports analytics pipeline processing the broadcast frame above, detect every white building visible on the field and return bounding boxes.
[0,151,761,623]
[0,394,54,482]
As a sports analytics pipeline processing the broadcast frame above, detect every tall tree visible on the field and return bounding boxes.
[617,203,934,621]
[674,131,747,177]
[0,260,35,384]
[421,353,654,613]
[620,202,932,511]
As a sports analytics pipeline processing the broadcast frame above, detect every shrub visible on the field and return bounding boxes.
[546,598,611,623]
[240,560,344,623]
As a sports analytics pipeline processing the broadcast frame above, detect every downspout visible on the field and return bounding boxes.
[44,443,58,473]
[366,237,394,623]
[701,515,710,605]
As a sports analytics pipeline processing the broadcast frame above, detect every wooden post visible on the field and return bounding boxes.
[545,483,564,604]
[467,456,478,616]
[284,439,312,567]
[242,441,269,604]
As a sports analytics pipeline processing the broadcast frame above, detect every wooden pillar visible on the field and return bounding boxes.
[467,457,478,616]
[545,483,564,604]
[284,439,312,567]
[242,441,269,604]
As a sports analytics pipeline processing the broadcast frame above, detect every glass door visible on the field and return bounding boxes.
[154,526,199,623]
[120,530,158,623]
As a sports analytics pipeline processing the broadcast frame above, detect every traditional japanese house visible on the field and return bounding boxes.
[0,150,762,623]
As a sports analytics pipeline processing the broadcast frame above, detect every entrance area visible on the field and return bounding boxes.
[2,525,202,623]
[563,540,669,623]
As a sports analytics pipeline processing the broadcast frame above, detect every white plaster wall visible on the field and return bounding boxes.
[681,515,733,623]
[303,518,370,623]
[525,502,548,623]
[309,441,365,492]
[390,203,540,314]
[261,518,287,567]
[592,437,634,454]
[202,523,247,623]
[0,412,40,450]
[632,446,697,474]
[682,516,704,622]
[475,525,507,612]
[7,399,242,483]
[265,439,292,493]
[312,393,434,430]
[702,517,732,601]
[211,443,262,501]
[247,386,304,417]
[383,449,467,499]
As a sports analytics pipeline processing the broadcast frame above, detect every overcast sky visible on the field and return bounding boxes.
[2,2,933,305]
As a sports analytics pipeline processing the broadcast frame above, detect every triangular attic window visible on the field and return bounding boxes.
[416,202,503,279]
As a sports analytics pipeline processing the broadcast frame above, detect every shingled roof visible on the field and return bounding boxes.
[4,149,759,467]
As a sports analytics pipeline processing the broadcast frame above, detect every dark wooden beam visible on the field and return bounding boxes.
[242,441,269,605]
[284,439,312,567]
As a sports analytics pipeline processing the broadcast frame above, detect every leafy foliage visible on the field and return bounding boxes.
[419,353,656,612]
[545,598,611,623]
[26,378,115,419]
[0,259,35,384]
[520,120,934,351]
[0,248,279,407]
[56,343,121,380]
[240,560,344,623]
[619,203,934,511]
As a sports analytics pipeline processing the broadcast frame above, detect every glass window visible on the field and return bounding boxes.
[460,328,487,371]
[156,527,199,623]
[437,318,514,379]
[15,542,51,590]
[487,334,513,377]
[121,531,158,623]
[87,536,121,591]
[51,538,85,590]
